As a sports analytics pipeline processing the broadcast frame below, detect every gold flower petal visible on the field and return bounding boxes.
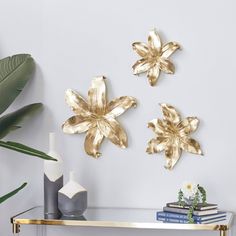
[165,144,182,170]
[62,115,94,134]
[148,29,162,53]
[63,77,136,158]
[159,58,175,74]
[106,96,137,118]
[132,30,180,86]
[178,117,199,135]
[148,119,166,135]
[147,65,160,86]
[65,89,90,116]
[88,76,107,115]
[146,137,168,154]
[147,119,158,133]
[84,126,104,158]
[132,42,149,57]
[161,42,181,58]
[160,103,181,124]
[132,59,152,75]
[98,118,127,148]
[180,138,203,155]
[147,104,202,170]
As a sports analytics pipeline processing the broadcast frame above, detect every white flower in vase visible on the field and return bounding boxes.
[181,181,198,200]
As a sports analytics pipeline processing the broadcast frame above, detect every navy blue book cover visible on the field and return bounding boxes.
[156,211,226,222]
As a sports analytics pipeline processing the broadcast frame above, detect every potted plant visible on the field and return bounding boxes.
[178,181,207,223]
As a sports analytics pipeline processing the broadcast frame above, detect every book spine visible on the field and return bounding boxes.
[157,214,227,223]
[157,215,226,224]
[157,212,201,221]
[157,215,215,223]
[167,204,217,211]
[163,207,188,214]
[167,204,190,210]
[156,216,201,224]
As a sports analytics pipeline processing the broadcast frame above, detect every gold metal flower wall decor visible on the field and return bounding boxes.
[62,76,137,158]
[132,29,180,86]
[146,104,203,170]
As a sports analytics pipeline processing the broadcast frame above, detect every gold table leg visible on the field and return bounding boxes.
[220,230,227,236]
[219,226,228,236]
[12,223,20,234]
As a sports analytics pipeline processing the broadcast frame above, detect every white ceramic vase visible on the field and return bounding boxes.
[44,132,63,219]
[58,171,87,219]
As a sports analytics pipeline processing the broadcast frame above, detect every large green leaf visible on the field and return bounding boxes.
[0,103,42,139]
[0,182,27,204]
[0,141,56,161]
[0,54,35,115]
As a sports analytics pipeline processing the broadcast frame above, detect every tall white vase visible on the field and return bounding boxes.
[44,132,63,219]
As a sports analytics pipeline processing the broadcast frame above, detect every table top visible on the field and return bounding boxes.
[11,206,234,231]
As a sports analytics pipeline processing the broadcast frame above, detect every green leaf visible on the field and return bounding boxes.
[0,54,35,115]
[0,103,42,139]
[198,185,207,205]
[0,140,57,161]
[0,183,27,204]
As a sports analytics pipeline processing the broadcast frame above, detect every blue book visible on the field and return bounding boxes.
[156,216,226,224]
[156,211,226,223]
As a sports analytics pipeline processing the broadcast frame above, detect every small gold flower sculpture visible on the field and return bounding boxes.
[62,76,137,158]
[132,29,180,86]
[146,104,203,170]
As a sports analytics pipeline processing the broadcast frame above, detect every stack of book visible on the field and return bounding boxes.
[156,202,226,224]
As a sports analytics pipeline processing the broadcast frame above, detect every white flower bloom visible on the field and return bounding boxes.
[181,181,198,199]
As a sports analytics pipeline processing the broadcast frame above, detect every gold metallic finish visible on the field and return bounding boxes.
[11,207,233,235]
[219,225,228,236]
[146,104,203,170]
[132,29,180,86]
[12,219,230,230]
[62,76,137,158]
[220,231,227,236]
[12,223,20,234]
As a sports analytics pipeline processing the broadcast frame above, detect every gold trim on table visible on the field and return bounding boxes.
[11,206,233,235]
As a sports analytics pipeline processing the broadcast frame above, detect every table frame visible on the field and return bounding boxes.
[11,207,233,236]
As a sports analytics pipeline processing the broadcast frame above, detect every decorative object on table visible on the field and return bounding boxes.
[167,181,216,216]
[166,202,217,210]
[162,206,217,216]
[156,211,226,224]
[132,29,180,86]
[146,103,203,170]
[0,54,55,205]
[178,182,208,222]
[62,76,137,158]
[157,182,222,224]
[44,132,63,219]
[179,182,206,205]
[58,171,87,219]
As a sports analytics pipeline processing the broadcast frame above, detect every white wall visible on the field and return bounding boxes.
[0,0,236,235]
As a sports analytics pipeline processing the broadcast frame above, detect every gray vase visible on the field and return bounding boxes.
[44,132,63,219]
[58,171,87,218]
[44,175,63,219]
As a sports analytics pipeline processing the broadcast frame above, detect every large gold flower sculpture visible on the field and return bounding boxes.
[146,104,203,170]
[132,29,180,86]
[62,76,137,158]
